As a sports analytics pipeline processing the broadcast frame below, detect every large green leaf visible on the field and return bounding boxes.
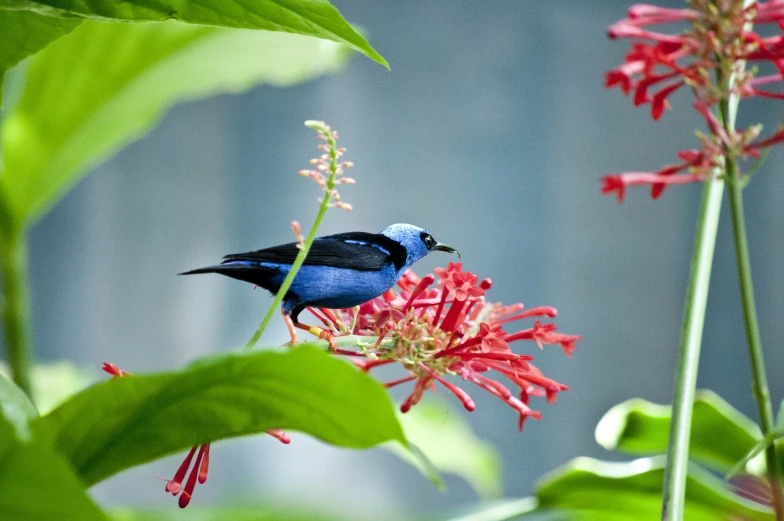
[0,436,108,520]
[35,345,405,485]
[0,402,106,520]
[0,360,96,414]
[393,399,502,497]
[0,9,79,107]
[445,458,774,521]
[436,499,542,521]
[534,457,773,521]
[0,0,385,67]
[110,506,345,521]
[0,19,350,225]
[0,370,37,440]
[595,390,761,472]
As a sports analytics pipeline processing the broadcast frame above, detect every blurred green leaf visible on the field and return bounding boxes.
[35,345,405,485]
[437,499,541,521]
[595,390,761,472]
[1,360,97,414]
[110,506,345,521]
[534,456,773,521]
[0,10,79,107]
[727,427,784,478]
[0,19,350,225]
[390,440,445,490]
[0,0,385,67]
[392,399,502,497]
[0,370,37,440]
[0,437,108,520]
[28,361,97,414]
[0,412,107,520]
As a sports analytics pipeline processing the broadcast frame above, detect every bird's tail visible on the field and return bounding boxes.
[178,265,226,276]
[178,261,280,289]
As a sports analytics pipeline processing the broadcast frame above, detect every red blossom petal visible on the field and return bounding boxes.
[266,429,291,444]
[198,444,210,484]
[627,4,698,21]
[602,171,703,201]
[651,81,684,120]
[601,175,626,202]
[404,274,435,311]
[748,127,784,149]
[102,362,131,377]
[166,446,197,495]
[178,444,205,508]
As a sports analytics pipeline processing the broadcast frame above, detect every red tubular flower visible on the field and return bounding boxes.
[101,362,289,508]
[307,264,580,431]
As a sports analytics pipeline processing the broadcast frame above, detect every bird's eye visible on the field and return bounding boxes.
[422,234,435,250]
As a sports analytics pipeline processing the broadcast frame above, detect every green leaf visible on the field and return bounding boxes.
[0,0,386,67]
[28,361,96,414]
[0,19,351,225]
[535,456,773,521]
[0,411,106,521]
[595,390,761,472]
[0,435,108,520]
[35,345,405,486]
[110,506,344,521]
[436,499,541,521]
[1,360,97,414]
[388,440,446,490]
[0,370,37,440]
[0,9,79,107]
[392,399,502,497]
[726,427,784,478]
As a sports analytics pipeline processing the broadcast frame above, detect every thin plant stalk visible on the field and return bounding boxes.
[244,121,339,350]
[722,100,784,518]
[662,4,755,516]
[660,159,724,521]
[0,227,34,396]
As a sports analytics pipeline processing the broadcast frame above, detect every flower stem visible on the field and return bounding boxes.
[723,122,784,519]
[0,225,34,396]
[661,155,723,521]
[243,121,339,350]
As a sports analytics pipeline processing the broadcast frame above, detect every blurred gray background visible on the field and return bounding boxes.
[10,0,784,518]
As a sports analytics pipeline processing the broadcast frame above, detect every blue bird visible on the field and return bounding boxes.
[180,223,460,348]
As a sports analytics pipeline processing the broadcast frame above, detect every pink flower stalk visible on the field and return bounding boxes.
[101,362,290,508]
[306,263,581,431]
[298,122,354,211]
[604,1,784,200]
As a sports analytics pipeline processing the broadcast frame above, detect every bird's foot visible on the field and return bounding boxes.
[309,326,338,351]
[282,311,300,347]
[293,320,338,351]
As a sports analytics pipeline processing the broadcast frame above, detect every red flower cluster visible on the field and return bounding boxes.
[305,262,581,430]
[101,362,290,508]
[603,1,784,201]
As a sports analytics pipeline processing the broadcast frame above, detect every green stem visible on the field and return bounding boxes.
[244,122,339,350]
[724,134,784,520]
[661,160,724,521]
[0,227,34,396]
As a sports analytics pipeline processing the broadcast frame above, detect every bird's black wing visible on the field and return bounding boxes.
[221,232,407,271]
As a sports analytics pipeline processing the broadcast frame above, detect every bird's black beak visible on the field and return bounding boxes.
[434,242,461,258]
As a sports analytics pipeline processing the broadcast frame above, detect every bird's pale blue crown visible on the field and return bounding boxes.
[380,223,460,272]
